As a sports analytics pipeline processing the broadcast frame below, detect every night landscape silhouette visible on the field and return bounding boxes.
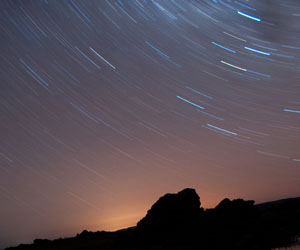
[5,188,300,250]
[1,1,300,249]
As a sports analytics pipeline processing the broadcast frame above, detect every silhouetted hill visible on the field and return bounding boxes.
[137,188,202,231]
[5,188,300,250]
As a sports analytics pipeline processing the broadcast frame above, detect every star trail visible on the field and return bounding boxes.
[0,0,299,248]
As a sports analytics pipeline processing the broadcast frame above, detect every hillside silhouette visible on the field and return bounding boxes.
[5,188,300,250]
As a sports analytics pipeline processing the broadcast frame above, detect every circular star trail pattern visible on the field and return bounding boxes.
[0,0,300,248]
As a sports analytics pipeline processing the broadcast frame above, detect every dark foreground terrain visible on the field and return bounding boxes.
[5,188,300,250]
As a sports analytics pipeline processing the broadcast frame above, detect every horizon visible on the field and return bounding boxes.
[2,191,300,249]
[1,0,300,249]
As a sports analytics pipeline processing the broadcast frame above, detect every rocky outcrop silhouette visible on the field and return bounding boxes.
[137,188,203,231]
[5,188,300,250]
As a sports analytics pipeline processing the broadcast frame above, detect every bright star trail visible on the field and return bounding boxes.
[0,0,299,249]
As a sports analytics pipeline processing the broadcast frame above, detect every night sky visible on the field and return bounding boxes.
[1,0,300,248]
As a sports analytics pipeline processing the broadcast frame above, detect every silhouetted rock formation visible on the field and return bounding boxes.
[5,188,300,250]
[137,188,203,231]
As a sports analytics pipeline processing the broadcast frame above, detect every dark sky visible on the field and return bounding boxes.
[0,0,300,248]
